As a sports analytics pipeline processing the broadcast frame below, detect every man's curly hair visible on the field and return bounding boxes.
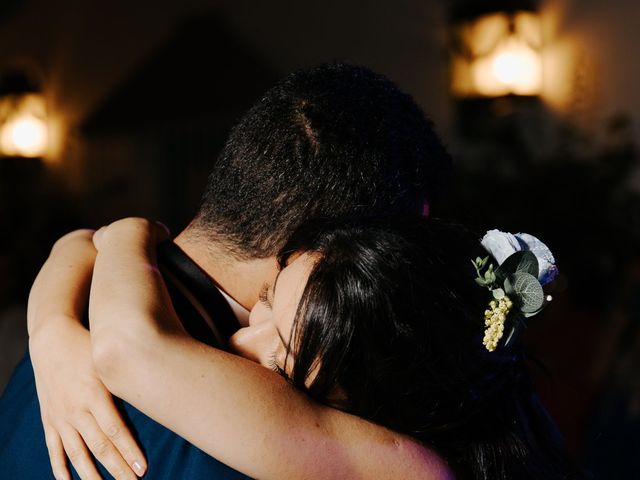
[193,63,451,259]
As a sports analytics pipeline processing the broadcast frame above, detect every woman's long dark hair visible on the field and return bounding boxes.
[277,217,581,480]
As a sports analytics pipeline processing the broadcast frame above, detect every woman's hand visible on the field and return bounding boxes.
[30,323,146,480]
[92,218,169,252]
[28,229,147,480]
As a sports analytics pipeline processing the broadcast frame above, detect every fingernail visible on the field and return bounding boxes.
[132,461,145,476]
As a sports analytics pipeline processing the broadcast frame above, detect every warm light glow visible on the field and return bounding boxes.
[451,11,543,97]
[492,46,538,87]
[0,114,48,157]
[538,2,583,111]
[0,94,49,157]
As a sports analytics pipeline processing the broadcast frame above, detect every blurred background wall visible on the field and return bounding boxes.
[0,0,639,476]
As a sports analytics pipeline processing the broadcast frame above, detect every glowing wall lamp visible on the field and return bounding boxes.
[451,9,543,98]
[0,73,48,158]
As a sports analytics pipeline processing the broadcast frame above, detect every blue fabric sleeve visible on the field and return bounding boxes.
[0,351,252,480]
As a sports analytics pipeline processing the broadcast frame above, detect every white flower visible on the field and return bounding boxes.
[513,232,558,286]
[481,230,558,286]
[481,230,521,265]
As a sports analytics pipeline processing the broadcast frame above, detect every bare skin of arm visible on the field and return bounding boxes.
[28,230,147,480]
[88,218,453,480]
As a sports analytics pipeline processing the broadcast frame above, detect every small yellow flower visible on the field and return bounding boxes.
[482,295,513,352]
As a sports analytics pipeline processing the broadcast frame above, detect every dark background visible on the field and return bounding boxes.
[0,0,639,477]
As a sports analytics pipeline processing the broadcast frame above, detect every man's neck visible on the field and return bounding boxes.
[173,229,279,315]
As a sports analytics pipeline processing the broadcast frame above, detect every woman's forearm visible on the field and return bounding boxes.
[28,229,96,337]
[93,318,439,480]
[27,229,152,480]
[88,219,184,347]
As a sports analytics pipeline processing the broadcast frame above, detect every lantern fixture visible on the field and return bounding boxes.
[450,6,543,98]
[0,72,48,158]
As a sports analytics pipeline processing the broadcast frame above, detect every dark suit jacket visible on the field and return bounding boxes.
[0,241,251,479]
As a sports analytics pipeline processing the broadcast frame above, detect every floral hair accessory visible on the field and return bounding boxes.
[473,230,557,352]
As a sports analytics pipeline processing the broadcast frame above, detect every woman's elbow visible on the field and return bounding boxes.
[91,332,129,392]
[91,319,164,395]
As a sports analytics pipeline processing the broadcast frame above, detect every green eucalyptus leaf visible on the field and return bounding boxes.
[522,303,547,318]
[503,277,515,296]
[483,271,497,288]
[495,251,539,282]
[492,288,505,300]
[503,326,517,348]
[480,256,489,268]
[505,272,544,313]
[471,259,480,274]
[475,278,487,287]
[503,316,527,347]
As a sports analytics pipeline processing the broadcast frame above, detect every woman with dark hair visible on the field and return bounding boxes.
[30,217,578,479]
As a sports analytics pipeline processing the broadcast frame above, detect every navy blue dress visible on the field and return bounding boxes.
[0,241,251,479]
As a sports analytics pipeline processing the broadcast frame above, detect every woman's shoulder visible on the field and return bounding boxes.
[390,435,455,480]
